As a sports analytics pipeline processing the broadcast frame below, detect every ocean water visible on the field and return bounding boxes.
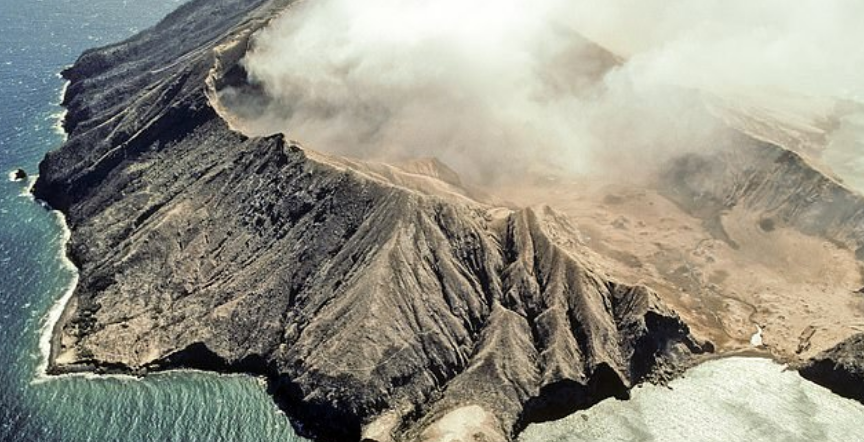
[520,357,864,442]
[2,2,864,442]
[0,1,305,441]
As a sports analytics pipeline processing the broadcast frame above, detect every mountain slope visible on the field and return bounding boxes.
[34,1,709,441]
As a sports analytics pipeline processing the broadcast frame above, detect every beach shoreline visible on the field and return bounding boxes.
[33,75,78,382]
[33,209,79,382]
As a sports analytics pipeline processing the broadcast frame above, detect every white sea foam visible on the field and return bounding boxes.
[34,365,258,384]
[33,210,80,383]
[31,213,260,385]
[51,110,68,140]
[30,207,167,385]
[17,174,38,198]
[29,213,262,385]
[52,80,70,141]
[32,74,231,384]
[32,77,79,383]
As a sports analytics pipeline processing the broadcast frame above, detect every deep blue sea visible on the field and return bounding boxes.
[1,1,863,442]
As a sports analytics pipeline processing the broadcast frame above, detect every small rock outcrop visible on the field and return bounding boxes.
[9,168,27,182]
[800,334,864,404]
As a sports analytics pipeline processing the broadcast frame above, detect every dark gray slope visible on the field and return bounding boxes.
[34,1,710,441]
[800,334,864,404]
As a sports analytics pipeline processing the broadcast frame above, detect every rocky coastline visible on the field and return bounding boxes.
[33,0,715,440]
[32,0,864,440]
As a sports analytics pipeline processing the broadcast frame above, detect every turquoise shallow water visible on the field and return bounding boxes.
[0,1,305,441]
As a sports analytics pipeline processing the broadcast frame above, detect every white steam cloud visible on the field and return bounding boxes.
[571,0,864,102]
[221,0,864,184]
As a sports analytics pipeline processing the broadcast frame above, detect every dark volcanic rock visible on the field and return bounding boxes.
[800,334,864,404]
[34,1,710,441]
[10,168,27,181]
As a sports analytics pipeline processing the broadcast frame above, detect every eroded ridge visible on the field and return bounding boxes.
[34,0,710,440]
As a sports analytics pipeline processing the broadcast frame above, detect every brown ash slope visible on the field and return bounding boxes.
[33,1,709,441]
[661,135,864,259]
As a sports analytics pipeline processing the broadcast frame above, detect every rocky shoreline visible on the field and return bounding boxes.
[32,0,864,440]
[799,334,864,404]
[33,0,716,440]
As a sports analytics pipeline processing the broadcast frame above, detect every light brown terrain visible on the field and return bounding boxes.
[293,138,864,364]
[493,174,864,360]
[303,135,864,363]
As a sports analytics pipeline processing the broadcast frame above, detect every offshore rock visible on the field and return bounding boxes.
[34,0,710,441]
[10,168,27,182]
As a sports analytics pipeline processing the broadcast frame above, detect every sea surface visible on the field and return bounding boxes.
[1,1,863,442]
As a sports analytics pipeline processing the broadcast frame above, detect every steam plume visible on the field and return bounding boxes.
[219,0,864,184]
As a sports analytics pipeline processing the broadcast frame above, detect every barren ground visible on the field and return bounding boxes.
[491,176,864,361]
